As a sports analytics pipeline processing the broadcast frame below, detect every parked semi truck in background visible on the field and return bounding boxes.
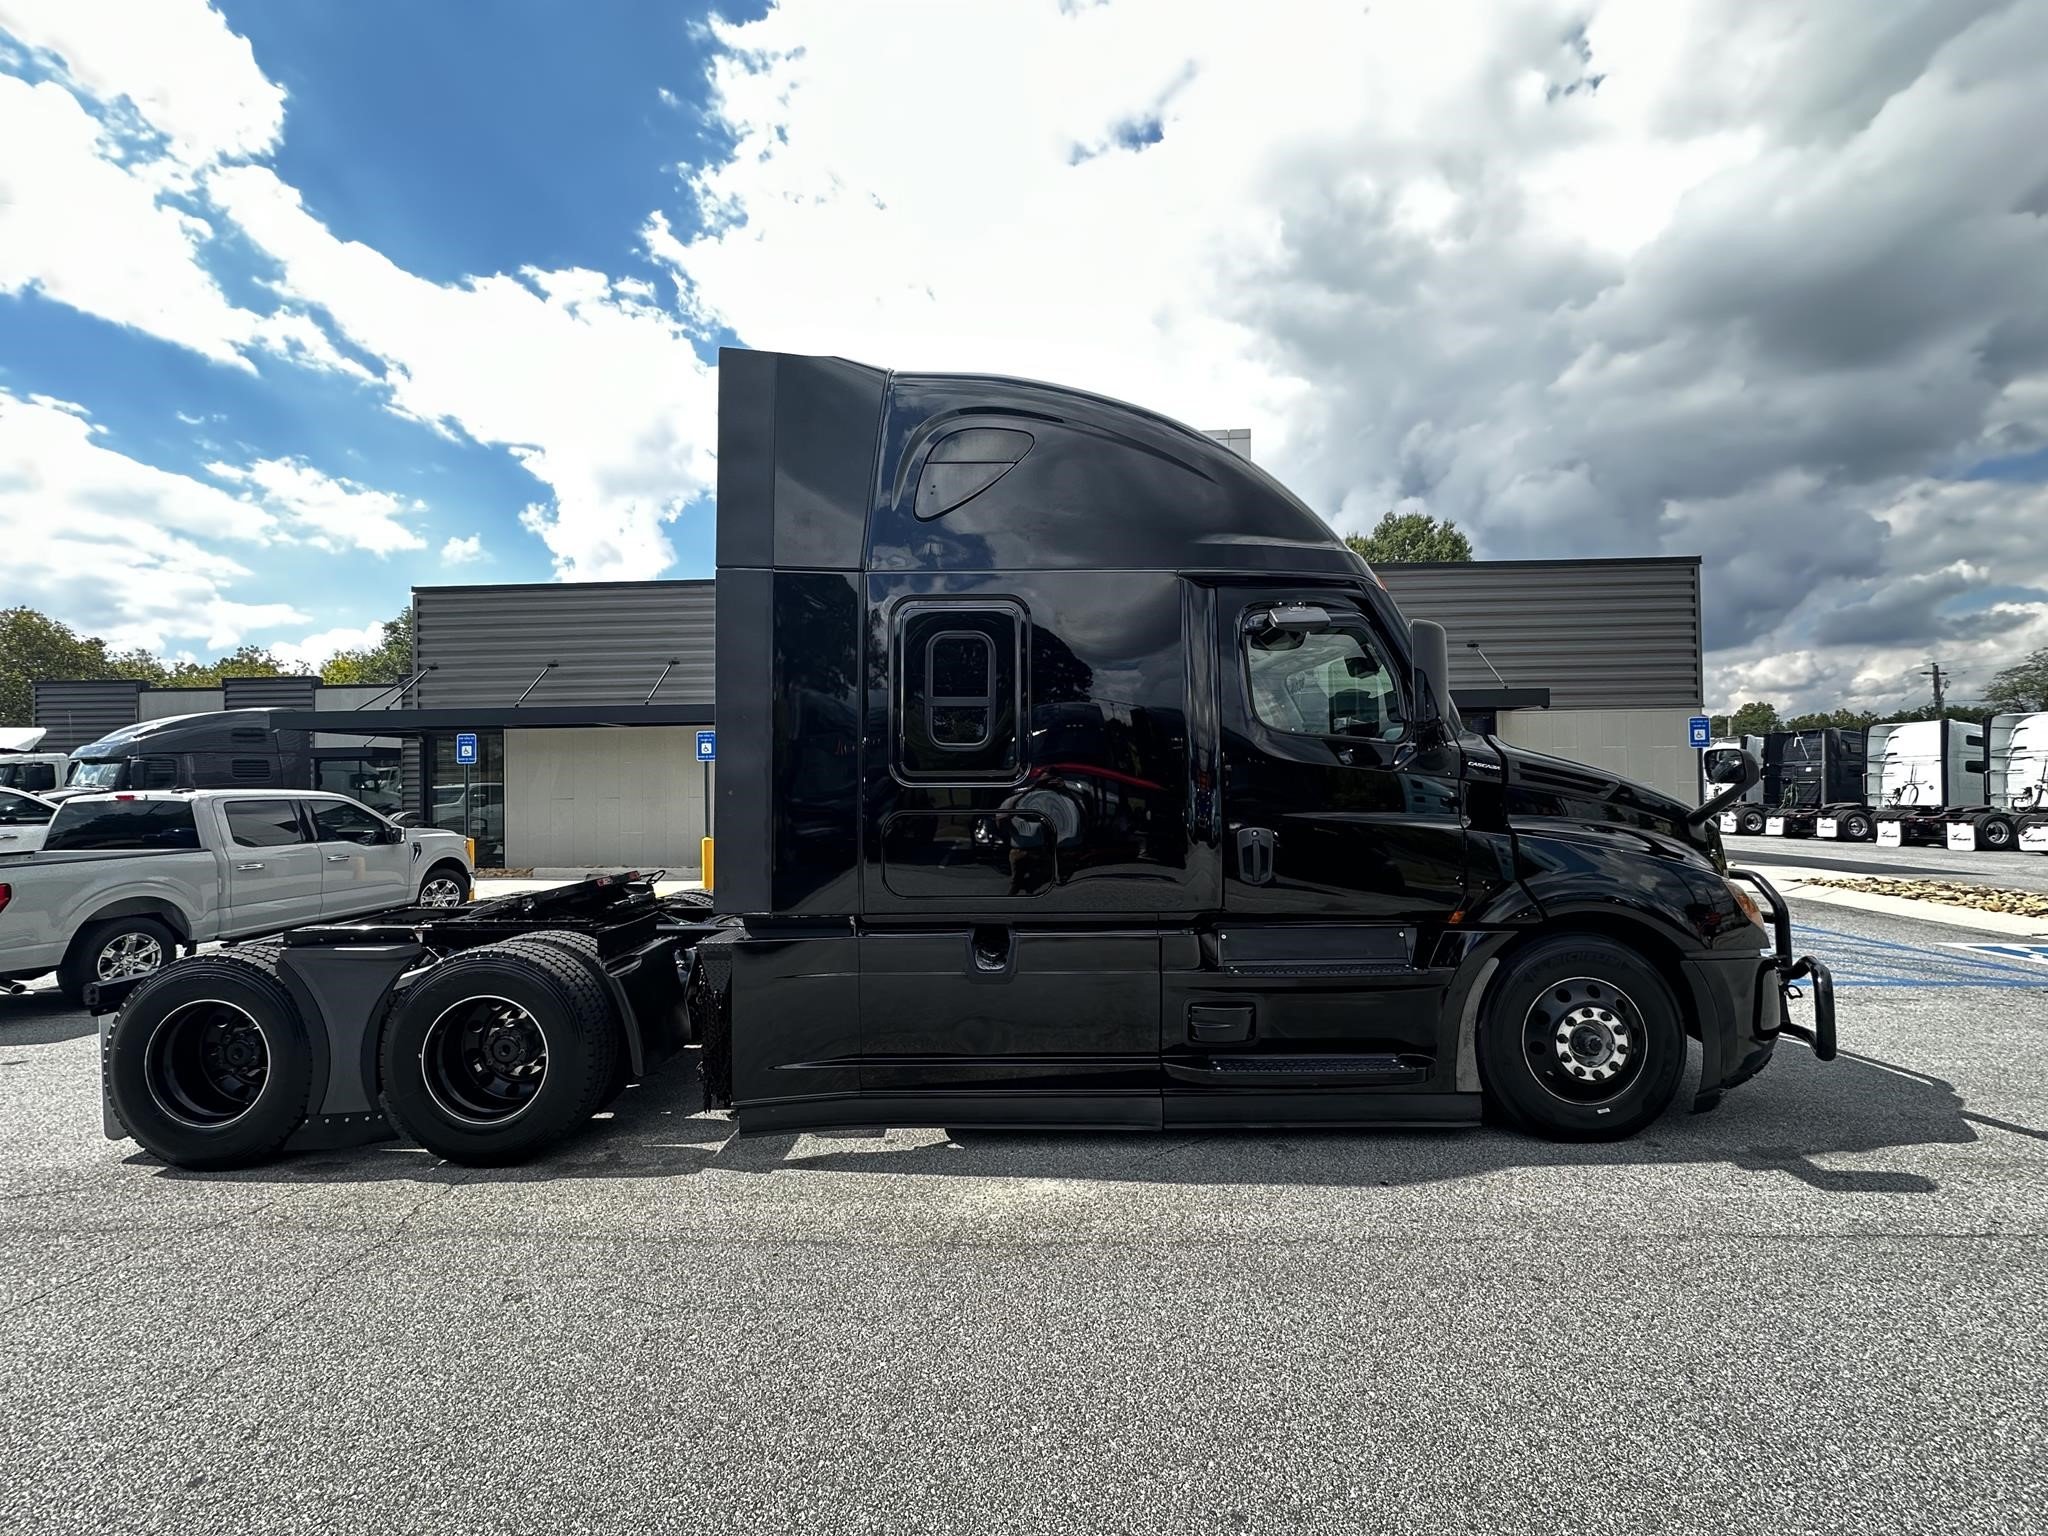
[1941,711,2048,852]
[1868,718,1990,847]
[1764,728,1872,841]
[87,347,1836,1172]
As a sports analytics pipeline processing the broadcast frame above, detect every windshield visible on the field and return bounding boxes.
[68,760,126,789]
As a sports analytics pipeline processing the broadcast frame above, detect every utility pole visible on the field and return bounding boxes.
[1925,660,1946,715]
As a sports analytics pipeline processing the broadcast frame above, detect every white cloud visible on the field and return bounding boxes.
[0,388,305,652]
[0,74,257,367]
[206,455,426,556]
[654,0,2048,713]
[270,621,387,672]
[0,0,285,167]
[440,534,485,565]
[208,165,717,580]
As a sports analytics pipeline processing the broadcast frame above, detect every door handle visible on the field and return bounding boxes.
[325,855,352,863]
[1235,826,1277,886]
[236,862,265,871]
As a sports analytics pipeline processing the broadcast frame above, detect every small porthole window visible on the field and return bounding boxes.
[927,631,995,749]
[894,602,1024,783]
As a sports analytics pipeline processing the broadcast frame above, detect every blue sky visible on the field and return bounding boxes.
[1,1,768,662]
[1,1,2044,709]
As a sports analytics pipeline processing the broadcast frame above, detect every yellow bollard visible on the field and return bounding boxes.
[700,836,714,893]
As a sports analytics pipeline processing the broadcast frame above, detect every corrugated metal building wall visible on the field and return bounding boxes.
[222,675,320,710]
[413,580,715,709]
[30,680,144,752]
[1375,557,1702,709]
[1377,556,1704,802]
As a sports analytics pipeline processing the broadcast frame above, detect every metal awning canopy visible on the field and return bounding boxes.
[272,704,714,736]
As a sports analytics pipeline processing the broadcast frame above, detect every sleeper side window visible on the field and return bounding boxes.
[895,603,1024,781]
[1246,615,1406,743]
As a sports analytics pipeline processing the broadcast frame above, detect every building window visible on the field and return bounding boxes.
[894,603,1023,782]
[428,730,505,867]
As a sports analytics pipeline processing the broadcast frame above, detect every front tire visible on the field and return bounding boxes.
[418,863,471,908]
[59,915,177,1006]
[1478,935,1685,1142]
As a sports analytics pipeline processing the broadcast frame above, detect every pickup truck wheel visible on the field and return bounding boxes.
[1736,808,1767,836]
[1478,936,1684,1142]
[106,947,311,1170]
[418,864,471,908]
[58,915,177,1007]
[378,942,617,1165]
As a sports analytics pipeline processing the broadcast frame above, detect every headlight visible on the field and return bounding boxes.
[1724,877,1765,930]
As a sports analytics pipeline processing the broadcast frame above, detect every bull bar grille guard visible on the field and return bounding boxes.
[1727,866,1837,1062]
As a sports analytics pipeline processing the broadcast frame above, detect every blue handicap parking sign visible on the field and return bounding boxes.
[454,732,479,766]
[696,730,716,762]
[1688,715,1712,749]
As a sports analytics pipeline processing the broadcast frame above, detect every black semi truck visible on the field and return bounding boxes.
[89,347,1835,1171]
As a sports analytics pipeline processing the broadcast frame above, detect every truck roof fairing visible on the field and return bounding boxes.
[712,347,1359,578]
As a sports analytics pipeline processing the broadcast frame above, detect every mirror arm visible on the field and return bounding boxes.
[1688,748,1763,827]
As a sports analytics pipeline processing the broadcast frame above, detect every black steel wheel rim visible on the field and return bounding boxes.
[420,995,548,1126]
[145,1000,270,1128]
[1521,976,1648,1105]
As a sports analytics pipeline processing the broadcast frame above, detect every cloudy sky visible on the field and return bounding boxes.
[2,0,2044,710]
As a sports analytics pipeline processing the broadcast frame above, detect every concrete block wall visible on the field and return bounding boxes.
[1494,708,1704,806]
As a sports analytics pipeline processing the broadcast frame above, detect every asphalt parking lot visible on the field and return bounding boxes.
[2,899,2044,1536]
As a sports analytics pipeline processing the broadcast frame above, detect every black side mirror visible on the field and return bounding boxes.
[1409,620,1451,724]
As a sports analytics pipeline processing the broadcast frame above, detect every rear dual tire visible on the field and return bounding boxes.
[105,946,311,1170]
[378,939,618,1166]
[1478,936,1685,1141]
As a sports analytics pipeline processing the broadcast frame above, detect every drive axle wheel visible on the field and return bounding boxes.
[379,941,618,1166]
[1977,814,2015,851]
[1841,811,1874,842]
[106,947,312,1170]
[1479,936,1683,1141]
[1737,808,1766,836]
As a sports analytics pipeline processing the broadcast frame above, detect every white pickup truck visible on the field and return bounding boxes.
[0,788,58,854]
[0,789,474,1004]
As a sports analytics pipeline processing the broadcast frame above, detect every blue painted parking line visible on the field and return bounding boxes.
[1789,922,2048,990]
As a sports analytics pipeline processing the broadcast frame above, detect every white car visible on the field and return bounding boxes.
[0,789,474,1003]
[0,787,58,854]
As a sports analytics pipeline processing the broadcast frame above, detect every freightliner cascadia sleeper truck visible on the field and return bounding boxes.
[85,348,1835,1170]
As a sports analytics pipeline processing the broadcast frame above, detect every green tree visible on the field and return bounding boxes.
[1713,700,1781,738]
[320,609,414,686]
[1985,647,2048,713]
[0,607,113,728]
[1344,510,1474,564]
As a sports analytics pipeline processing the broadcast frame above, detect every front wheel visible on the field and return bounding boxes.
[418,864,471,908]
[1478,936,1685,1141]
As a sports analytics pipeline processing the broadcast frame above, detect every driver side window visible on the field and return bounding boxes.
[1246,618,1405,743]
